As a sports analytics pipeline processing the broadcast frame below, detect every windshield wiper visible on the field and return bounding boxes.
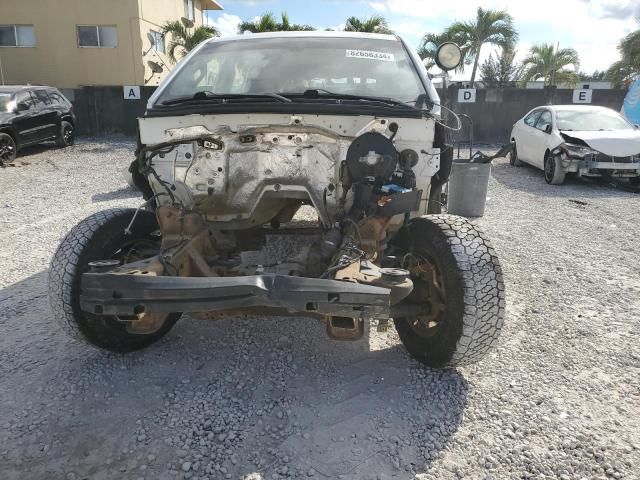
[161,91,292,106]
[285,89,419,110]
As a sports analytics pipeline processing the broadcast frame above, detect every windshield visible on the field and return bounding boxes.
[556,109,633,131]
[155,36,425,106]
[0,93,11,111]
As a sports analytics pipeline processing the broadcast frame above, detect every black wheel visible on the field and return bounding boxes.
[0,132,17,165]
[48,208,180,352]
[544,154,566,185]
[629,177,640,187]
[55,121,74,147]
[392,215,505,368]
[508,142,522,166]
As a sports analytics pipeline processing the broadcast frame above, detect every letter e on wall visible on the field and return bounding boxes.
[572,89,592,104]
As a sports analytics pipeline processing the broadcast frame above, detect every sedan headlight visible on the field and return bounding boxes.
[556,143,597,158]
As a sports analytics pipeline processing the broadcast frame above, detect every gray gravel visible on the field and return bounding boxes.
[1,138,639,480]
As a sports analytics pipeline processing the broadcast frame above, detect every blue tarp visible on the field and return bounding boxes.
[622,78,640,124]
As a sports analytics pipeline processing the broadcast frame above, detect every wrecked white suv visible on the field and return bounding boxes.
[49,32,505,368]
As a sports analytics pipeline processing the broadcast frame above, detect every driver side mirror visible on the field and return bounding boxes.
[14,101,30,112]
[544,124,552,134]
[634,124,639,130]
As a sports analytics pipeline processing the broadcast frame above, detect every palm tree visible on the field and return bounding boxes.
[444,7,517,86]
[418,32,466,71]
[344,15,393,34]
[520,43,580,87]
[479,46,522,87]
[578,70,607,81]
[238,12,277,33]
[161,21,219,63]
[278,12,315,31]
[238,12,314,33]
[606,25,640,87]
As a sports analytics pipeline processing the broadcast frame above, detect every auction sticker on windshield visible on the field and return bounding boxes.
[346,50,395,61]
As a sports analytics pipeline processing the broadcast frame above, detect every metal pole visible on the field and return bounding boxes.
[441,72,448,124]
[0,55,5,85]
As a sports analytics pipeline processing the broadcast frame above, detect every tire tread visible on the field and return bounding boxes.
[430,214,505,366]
[48,208,133,345]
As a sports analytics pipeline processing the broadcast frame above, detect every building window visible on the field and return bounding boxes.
[184,0,194,21]
[0,25,36,47]
[77,25,118,47]
[150,30,165,54]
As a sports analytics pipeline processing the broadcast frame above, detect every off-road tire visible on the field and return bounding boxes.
[544,154,566,185]
[48,208,180,352]
[0,132,17,164]
[55,121,74,147]
[509,142,522,166]
[393,214,505,368]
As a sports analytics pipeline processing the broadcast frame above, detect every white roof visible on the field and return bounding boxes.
[205,30,401,45]
[546,105,614,112]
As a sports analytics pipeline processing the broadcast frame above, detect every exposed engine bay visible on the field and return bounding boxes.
[97,113,446,338]
[137,113,441,228]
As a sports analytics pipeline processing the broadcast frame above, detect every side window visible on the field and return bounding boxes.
[524,110,541,127]
[14,91,35,110]
[32,89,52,107]
[48,90,66,105]
[535,110,552,131]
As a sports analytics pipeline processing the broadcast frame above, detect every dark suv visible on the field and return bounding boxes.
[0,85,76,165]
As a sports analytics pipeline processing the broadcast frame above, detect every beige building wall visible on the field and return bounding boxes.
[0,0,221,88]
[137,0,208,86]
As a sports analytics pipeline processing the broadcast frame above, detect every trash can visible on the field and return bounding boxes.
[447,160,491,217]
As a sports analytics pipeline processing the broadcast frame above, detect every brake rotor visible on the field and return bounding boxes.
[404,255,446,338]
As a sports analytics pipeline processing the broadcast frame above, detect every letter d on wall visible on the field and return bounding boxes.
[458,88,476,103]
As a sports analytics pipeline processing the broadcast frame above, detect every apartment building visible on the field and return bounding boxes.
[0,0,223,88]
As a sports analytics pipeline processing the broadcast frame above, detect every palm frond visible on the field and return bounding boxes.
[161,20,218,63]
[238,11,314,33]
[166,38,186,64]
[606,26,640,87]
[520,43,580,86]
[443,7,517,85]
[238,12,278,33]
[344,15,392,34]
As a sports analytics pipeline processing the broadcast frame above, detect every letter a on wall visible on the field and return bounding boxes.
[123,86,141,100]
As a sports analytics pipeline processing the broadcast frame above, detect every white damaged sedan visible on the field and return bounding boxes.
[509,105,640,185]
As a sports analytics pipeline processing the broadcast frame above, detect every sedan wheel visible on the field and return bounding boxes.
[544,155,566,185]
[509,143,522,166]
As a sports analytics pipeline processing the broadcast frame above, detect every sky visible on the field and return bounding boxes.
[205,0,639,80]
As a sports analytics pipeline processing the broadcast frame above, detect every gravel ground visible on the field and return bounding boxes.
[1,138,639,480]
